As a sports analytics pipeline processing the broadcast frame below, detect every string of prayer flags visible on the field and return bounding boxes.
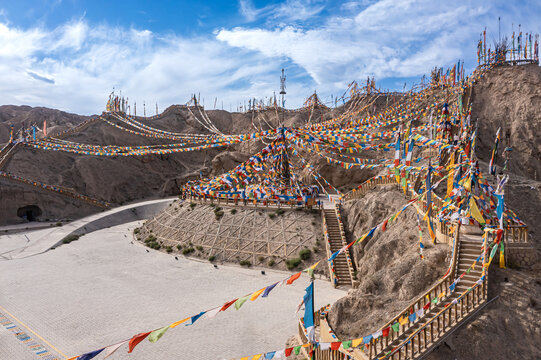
[488,127,501,175]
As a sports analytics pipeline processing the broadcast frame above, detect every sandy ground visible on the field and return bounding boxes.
[0,221,345,360]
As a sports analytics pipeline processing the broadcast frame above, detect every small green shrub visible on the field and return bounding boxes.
[176,244,182,250]
[196,245,203,251]
[62,234,80,244]
[133,228,140,234]
[190,203,196,208]
[214,210,224,219]
[208,255,216,262]
[214,206,222,212]
[299,248,312,261]
[310,209,319,214]
[313,247,319,254]
[276,209,285,216]
[145,235,157,243]
[258,256,265,262]
[182,247,195,255]
[268,259,276,267]
[147,242,161,250]
[295,207,303,211]
[56,222,62,227]
[268,213,276,219]
[166,246,173,253]
[231,209,237,214]
[239,260,252,267]
[286,258,302,270]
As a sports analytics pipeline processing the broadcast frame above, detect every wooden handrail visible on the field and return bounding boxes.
[381,229,489,359]
[504,225,529,243]
[334,205,356,286]
[186,194,321,210]
[0,143,18,170]
[385,274,487,359]
[322,213,338,287]
[342,175,396,201]
[375,221,459,338]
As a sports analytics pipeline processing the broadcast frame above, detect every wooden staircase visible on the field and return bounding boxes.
[303,224,492,360]
[322,207,355,288]
[367,231,488,360]
[0,143,16,170]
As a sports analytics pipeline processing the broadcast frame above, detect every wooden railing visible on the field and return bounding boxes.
[383,231,488,359]
[185,193,321,210]
[504,225,529,243]
[385,277,487,359]
[299,306,352,360]
[49,117,100,139]
[342,175,397,201]
[0,142,12,159]
[0,143,19,170]
[334,205,357,287]
[321,213,338,287]
[351,222,460,359]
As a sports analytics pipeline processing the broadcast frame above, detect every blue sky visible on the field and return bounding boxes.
[0,0,540,115]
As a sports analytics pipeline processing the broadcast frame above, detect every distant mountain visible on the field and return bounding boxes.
[0,105,91,144]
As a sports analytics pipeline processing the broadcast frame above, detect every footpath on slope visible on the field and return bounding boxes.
[0,197,174,260]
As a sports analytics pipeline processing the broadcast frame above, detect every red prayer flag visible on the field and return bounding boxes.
[382,327,390,337]
[128,332,151,353]
[220,298,238,312]
[382,219,388,232]
[285,347,293,356]
[423,303,430,310]
[331,342,341,351]
[286,272,301,285]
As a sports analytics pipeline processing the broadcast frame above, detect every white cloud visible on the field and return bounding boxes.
[239,0,271,22]
[0,20,289,115]
[2,1,541,115]
[272,0,326,21]
[218,0,537,94]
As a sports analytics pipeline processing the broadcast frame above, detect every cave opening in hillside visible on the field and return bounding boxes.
[17,205,42,222]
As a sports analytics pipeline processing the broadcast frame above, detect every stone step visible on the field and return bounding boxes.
[458,254,482,262]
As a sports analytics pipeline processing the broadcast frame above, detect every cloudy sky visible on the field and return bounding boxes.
[0,0,539,115]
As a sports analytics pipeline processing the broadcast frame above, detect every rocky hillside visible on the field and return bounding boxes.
[471,64,541,180]
[0,105,90,144]
[328,186,450,339]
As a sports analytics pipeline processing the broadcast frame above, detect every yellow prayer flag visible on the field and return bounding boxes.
[399,317,409,326]
[352,338,363,348]
[250,288,265,301]
[469,197,486,225]
[169,317,190,328]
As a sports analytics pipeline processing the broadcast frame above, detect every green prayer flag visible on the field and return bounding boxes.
[431,297,438,304]
[148,326,169,343]
[342,340,352,349]
[490,244,498,259]
[391,322,400,332]
[234,295,250,310]
[294,346,301,355]
[466,268,470,274]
